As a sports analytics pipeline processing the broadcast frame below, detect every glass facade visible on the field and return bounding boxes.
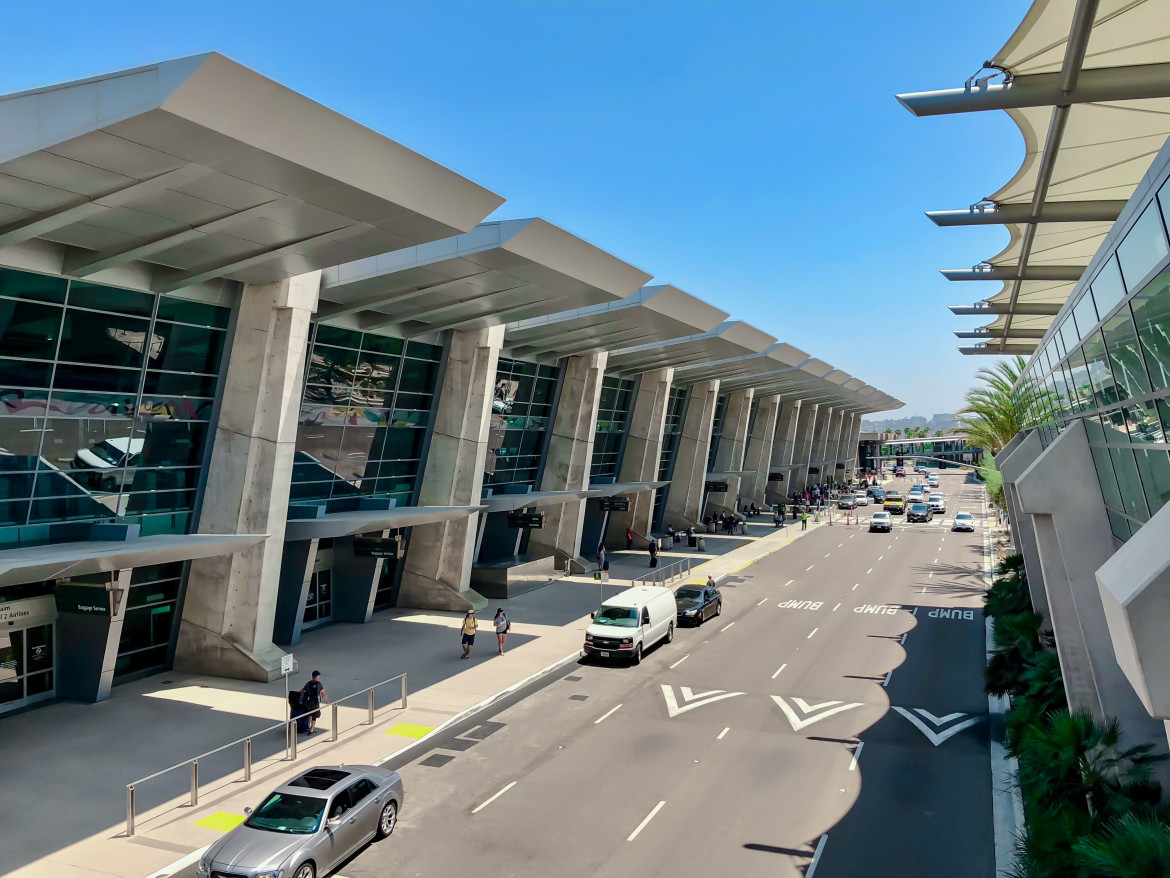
[485,358,559,489]
[0,267,229,546]
[590,375,635,479]
[1018,171,1170,543]
[653,386,689,527]
[116,562,186,679]
[292,324,442,511]
[706,394,729,471]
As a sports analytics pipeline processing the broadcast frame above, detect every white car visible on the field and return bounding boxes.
[907,490,924,506]
[928,494,946,514]
[869,511,892,532]
[584,586,675,665]
[854,492,869,506]
[952,512,975,532]
[928,474,940,487]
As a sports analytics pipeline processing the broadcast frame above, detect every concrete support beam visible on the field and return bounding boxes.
[843,413,863,474]
[528,352,608,561]
[398,325,504,611]
[175,271,320,682]
[806,405,834,484]
[791,403,819,493]
[742,394,781,507]
[997,431,1049,622]
[765,399,802,506]
[824,408,845,481]
[1014,420,1165,750]
[707,389,754,515]
[606,368,674,543]
[664,379,720,528]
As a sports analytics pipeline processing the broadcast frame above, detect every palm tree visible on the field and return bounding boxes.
[1074,811,1170,877]
[955,355,1045,455]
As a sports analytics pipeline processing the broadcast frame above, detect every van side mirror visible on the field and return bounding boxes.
[590,612,595,620]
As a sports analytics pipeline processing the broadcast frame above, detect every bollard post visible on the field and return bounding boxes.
[331,703,339,742]
[126,785,135,837]
[368,688,375,725]
[290,719,297,760]
[244,738,252,782]
[190,760,199,807]
[401,674,408,709]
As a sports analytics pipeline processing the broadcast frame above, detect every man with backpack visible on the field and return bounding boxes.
[299,670,329,735]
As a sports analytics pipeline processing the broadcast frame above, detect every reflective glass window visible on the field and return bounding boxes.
[1102,308,1150,400]
[1072,292,1099,342]
[1064,349,1093,412]
[1135,449,1170,518]
[1081,332,1118,408]
[1161,176,1170,244]
[1123,401,1167,444]
[58,311,152,370]
[0,268,67,303]
[1092,257,1127,322]
[153,322,225,375]
[0,299,62,361]
[1107,508,1132,542]
[1109,446,1149,521]
[1117,203,1170,291]
[156,297,230,329]
[1091,443,1123,509]
[1102,408,1129,443]
[1129,269,1170,392]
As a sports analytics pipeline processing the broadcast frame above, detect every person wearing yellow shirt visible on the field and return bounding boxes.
[460,610,478,659]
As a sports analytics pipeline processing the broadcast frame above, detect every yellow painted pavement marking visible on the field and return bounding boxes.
[386,722,435,739]
[194,812,245,831]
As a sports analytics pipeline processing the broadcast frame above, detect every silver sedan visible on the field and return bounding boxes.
[197,765,404,878]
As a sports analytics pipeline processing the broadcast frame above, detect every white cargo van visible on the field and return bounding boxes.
[583,585,676,665]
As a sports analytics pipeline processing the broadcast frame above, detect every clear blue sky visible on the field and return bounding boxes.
[3,1,1031,417]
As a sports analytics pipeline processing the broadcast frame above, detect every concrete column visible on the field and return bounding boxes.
[398,325,504,611]
[742,394,781,507]
[997,431,1049,622]
[791,402,819,492]
[842,413,863,475]
[766,400,801,504]
[806,405,833,485]
[606,367,674,543]
[707,389,754,515]
[664,379,720,528]
[528,351,608,561]
[175,271,320,682]
[824,408,845,482]
[834,413,855,474]
[1015,420,1165,751]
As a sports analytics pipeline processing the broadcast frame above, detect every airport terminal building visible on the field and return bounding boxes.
[0,56,899,714]
[905,1,1170,750]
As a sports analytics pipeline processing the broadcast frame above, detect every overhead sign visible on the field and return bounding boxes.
[353,537,405,559]
[768,472,785,482]
[506,512,547,529]
[54,585,112,617]
[599,497,629,512]
[0,595,57,627]
[704,481,729,493]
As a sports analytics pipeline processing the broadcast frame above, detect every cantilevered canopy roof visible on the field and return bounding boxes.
[501,284,728,363]
[606,320,776,375]
[897,0,1170,354]
[318,218,652,336]
[0,53,503,293]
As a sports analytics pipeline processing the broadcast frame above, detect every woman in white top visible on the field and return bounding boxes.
[494,608,509,655]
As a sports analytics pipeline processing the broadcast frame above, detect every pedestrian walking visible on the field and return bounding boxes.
[626,526,634,550]
[780,505,787,527]
[597,545,607,571]
[801,510,808,531]
[494,608,510,655]
[707,575,717,589]
[460,610,478,659]
[648,539,659,568]
[299,670,329,735]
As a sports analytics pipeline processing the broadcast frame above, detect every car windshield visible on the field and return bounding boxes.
[245,792,325,834]
[88,442,125,466]
[956,513,973,520]
[910,504,927,512]
[594,607,638,627]
[676,588,703,600]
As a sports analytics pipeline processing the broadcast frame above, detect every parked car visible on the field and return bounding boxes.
[869,511,893,532]
[675,584,722,627]
[584,586,675,664]
[71,436,145,491]
[907,503,934,523]
[197,765,403,878]
[952,512,976,532]
[853,491,869,506]
[838,494,856,510]
[928,493,946,514]
[884,492,905,514]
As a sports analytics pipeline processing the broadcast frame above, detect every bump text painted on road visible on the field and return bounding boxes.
[778,599,822,610]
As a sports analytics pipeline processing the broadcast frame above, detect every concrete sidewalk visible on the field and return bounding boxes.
[2,514,835,878]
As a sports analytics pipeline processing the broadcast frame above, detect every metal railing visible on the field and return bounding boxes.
[632,557,691,586]
[125,672,407,836]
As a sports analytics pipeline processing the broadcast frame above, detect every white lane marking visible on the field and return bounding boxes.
[772,696,863,730]
[669,654,690,669]
[144,847,210,878]
[850,534,855,538]
[882,669,893,687]
[895,535,899,540]
[661,685,745,718]
[473,781,517,814]
[595,704,623,724]
[893,707,984,746]
[878,555,884,561]
[832,603,841,612]
[851,583,859,590]
[887,544,892,549]
[929,572,934,577]
[912,607,918,615]
[824,553,831,558]
[917,708,966,725]
[721,622,735,632]
[806,565,815,571]
[837,543,843,548]
[717,727,730,740]
[757,598,768,606]
[628,800,666,841]
[806,833,830,878]
[849,741,864,771]
[807,627,819,639]
[785,579,795,586]
[934,558,938,564]
[900,632,908,645]
[772,663,788,679]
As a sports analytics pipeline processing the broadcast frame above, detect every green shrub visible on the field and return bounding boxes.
[1073,811,1170,877]
[986,575,1034,618]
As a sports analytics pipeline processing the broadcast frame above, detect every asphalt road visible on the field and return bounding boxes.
[343,471,995,878]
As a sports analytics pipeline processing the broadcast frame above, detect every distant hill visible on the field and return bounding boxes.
[862,413,955,434]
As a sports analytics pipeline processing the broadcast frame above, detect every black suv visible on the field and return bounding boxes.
[907,503,933,523]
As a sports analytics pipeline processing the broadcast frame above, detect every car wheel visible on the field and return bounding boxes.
[631,643,643,666]
[376,800,398,839]
[666,623,674,644]
[715,600,722,617]
[293,863,316,878]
